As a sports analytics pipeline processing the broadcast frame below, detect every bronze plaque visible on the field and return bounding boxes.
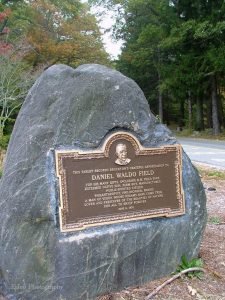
[55,132,185,232]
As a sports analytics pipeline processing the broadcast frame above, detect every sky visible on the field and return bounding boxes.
[95,9,123,59]
[81,0,123,59]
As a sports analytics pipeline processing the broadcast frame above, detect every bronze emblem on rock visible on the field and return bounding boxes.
[55,132,185,232]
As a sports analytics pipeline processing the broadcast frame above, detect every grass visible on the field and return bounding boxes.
[196,166,225,180]
[173,128,225,140]
[176,255,204,279]
[208,216,222,225]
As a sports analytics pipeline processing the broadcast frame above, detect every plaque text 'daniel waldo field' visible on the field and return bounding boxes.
[55,132,185,232]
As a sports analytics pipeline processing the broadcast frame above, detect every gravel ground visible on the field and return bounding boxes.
[98,165,225,300]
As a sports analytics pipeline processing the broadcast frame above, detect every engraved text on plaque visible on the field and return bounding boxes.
[55,132,185,232]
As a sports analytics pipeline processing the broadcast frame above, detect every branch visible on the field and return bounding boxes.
[1,0,12,4]
[204,266,224,279]
[144,267,206,300]
[0,17,9,34]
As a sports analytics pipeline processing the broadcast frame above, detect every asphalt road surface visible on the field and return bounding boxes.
[177,137,225,169]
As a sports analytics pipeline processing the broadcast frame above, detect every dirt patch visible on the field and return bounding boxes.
[98,166,225,300]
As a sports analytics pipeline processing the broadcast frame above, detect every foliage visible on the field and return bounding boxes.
[91,0,225,133]
[1,0,110,68]
[1,0,109,65]
[176,255,204,279]
[0,6,13,55]
[0,133,10,148]
[208,216,222,225]
[23,0,109,68]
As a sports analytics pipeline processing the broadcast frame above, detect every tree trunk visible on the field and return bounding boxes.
[188,91,192,132]
[206,90,212,129]
[218,88,225,129]
[157,48,163,123]
[179,99,185,129]
[211,75,220,135]
[195,95,204,131]
[158,89,163,123]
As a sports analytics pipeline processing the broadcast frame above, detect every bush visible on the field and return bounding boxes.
[0,135,10,149]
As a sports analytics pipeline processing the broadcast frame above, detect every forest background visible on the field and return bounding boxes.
[1,0,225,151]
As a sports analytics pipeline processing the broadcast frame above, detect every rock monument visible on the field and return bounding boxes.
[0,64,207,300]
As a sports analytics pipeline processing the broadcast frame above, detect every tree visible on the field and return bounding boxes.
[116,0,178,122]
[0,0,110,147]
[0,7,13,55]
[92,0,225,134]
[0,55,32,137]
[0,2,32,140]
[1,0,109,68]
[23,0,109,68]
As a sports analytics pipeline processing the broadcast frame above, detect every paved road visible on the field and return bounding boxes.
[177,137,225,169]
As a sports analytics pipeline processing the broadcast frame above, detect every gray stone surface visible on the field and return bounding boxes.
[0,64,207,300]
